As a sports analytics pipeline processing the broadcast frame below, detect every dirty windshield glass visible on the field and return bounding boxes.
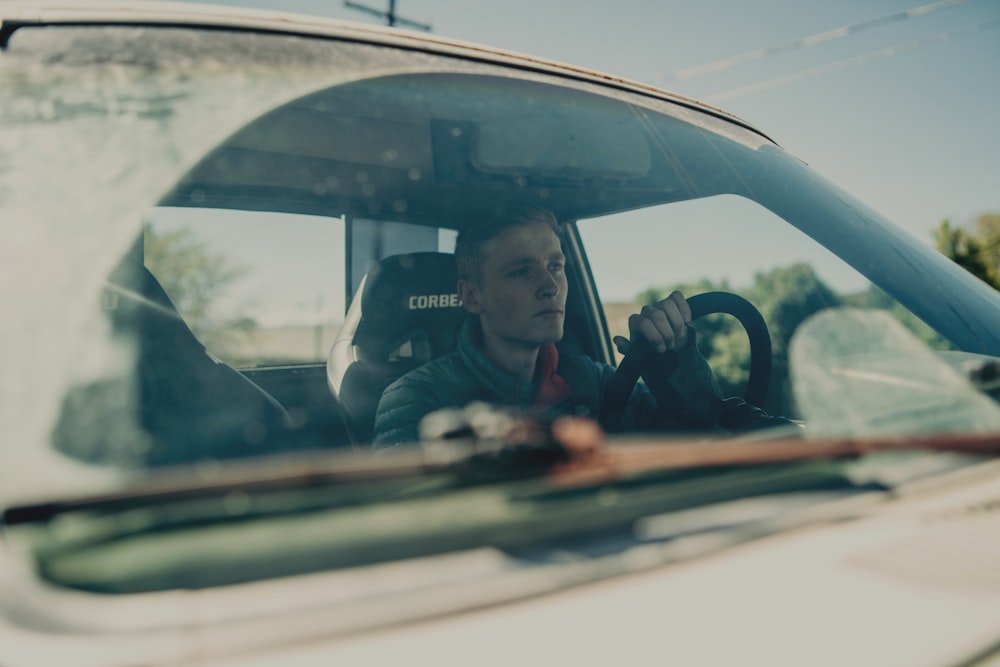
[0,25,446,496]
[3,16,1000,624]
[3,22,1000,508]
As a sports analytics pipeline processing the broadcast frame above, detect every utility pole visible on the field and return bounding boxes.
[343,0,432,31]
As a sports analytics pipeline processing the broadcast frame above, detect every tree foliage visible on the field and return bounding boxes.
[844,286,950,350]
[143,225,255,353]
[935,213,1000,291]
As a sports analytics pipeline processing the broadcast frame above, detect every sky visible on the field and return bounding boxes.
[178,0,1000,244]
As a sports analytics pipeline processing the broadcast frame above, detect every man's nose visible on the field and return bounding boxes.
[536,270,561,298]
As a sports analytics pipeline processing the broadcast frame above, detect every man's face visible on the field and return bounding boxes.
[459,222,568,352]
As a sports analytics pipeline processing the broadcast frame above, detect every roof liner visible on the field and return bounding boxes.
[159,72,717,226]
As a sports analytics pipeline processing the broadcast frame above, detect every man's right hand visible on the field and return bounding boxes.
[613,290,692,356]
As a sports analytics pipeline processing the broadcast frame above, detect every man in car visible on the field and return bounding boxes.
[373,204,786,447]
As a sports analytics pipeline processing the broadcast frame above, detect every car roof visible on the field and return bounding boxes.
[0,0,773,144]
[2,0,786,226]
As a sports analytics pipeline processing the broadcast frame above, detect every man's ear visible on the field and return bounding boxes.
[457,278,482,314]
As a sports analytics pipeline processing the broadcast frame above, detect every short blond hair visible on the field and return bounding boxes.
[455,204,561,282]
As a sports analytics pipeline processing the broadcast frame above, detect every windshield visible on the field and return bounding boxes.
[3,20,1000,600]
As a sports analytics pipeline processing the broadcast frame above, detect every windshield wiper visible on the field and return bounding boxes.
[6,405,998,595]
[6,402,1000,530]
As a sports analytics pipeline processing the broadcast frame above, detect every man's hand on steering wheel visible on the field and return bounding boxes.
[613,290,692,356]
[603,290,793,434]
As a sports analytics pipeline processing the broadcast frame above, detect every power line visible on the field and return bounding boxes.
[674,0,971,80]
[705,18,1000,103]
[343,0,432,31]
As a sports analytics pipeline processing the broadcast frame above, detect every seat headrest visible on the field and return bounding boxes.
[327,252,467,445]
[352,252,467,365]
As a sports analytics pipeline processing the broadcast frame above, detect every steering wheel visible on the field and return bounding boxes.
[602,291,772,431]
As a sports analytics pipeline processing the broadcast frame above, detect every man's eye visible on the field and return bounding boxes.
[508,268,529,278]
[549,262,564,272]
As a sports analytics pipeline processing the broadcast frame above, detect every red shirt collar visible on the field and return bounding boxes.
[533,342,571,408]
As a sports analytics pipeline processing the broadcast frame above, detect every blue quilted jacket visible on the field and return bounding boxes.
[373,319,725,448]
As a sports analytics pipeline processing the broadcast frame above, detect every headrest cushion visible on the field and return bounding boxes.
[353,252,467,364]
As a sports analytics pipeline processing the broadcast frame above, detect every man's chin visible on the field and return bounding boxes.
[533,323,565,345]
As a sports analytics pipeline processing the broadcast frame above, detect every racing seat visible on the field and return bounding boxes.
[327,252,467,446]
[53,258,292,466]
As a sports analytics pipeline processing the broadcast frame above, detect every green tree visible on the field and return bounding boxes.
[745,264,841,417]
[976,213,1000,272]
[846,286,952,350]
[143,225,255,353]
[935,213,1000,290]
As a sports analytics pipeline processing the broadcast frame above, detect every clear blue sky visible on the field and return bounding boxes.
[182,0,1000,245]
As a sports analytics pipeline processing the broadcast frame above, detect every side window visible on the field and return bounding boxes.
[347,218,458,296]
[578,195,949,419]
[143,208,346,369]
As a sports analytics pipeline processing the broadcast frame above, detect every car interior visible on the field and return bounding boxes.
[50,58,962,465]
[81,71,687,462]
[114,221,599,459]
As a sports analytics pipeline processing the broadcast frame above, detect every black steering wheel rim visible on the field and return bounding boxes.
[603,291,772,430]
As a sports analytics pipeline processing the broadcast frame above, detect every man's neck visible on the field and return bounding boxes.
[477,327,539,384]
